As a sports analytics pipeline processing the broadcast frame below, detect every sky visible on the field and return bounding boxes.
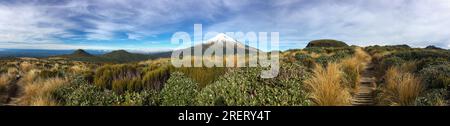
[0,0,449,51]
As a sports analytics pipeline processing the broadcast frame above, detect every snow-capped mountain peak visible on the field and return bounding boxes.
[206,33,238,43]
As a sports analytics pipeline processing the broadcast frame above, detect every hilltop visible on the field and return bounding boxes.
[306,39,349,48]
[64,49,94,58]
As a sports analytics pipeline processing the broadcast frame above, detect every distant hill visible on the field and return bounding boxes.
[58,49,94,58]
[50,49,171,63]
[306,39,349,48]
[425,45,444,50]
[50,49,102,62]
[100,50,153,63]
[0,49,110,58]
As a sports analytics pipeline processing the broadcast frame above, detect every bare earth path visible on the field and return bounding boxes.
[0,66,21,106]
[3,75,21,106]
[352,64,377,106]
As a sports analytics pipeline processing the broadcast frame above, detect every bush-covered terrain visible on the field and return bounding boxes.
[306,39,349,48]
[366,45,449,106]
[0,42,448,106]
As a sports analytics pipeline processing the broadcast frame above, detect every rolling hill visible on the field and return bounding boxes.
[100,50,153,63]
[51,49,170,63]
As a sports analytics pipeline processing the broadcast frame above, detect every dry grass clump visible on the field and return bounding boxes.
[17,77,67,106]
[340,58,362,90]
[51,63,60,71]
[304,63,352,106]
[339,48,371,91]
[7,67,19,75]
[354,48,372,63]
[1,67,19,92]
[310,52,321,58]
[383,67,423,106]
[20,62,35,72]
[0,74,12,91]
[19,69,40,86]
[70,64,89,74]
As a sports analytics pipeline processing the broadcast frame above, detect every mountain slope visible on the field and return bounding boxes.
[182,33,261,55]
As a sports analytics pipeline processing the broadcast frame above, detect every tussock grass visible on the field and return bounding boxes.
[384,67,423,106]
[310,52,321,58]
[354,48,372,63]
[17,77,67,106]
[305,63,352,106]
[340,48,371,91]
[0,74,12,91]
[20,62,35,72]
[19,69,40,86]
[7,67,19,75]
[340,58,362,90]
[70,65,89,74]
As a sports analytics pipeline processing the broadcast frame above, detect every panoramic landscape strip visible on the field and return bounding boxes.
[1,34,448,106]
[0,0,449,108]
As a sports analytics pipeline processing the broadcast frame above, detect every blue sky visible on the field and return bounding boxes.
[0,0,449,51]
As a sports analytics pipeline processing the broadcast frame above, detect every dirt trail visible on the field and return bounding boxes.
[1,66,21,106]
[3,75,20,106]
[352,64,377,106]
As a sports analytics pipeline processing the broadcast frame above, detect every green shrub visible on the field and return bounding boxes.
[295,53,315,68]
[415,89,447,106]
[419,64,450,89]
[54,76,160,106]
[119,90,160,106]
[160,72,199,106]
[391,50,450,61]
[379,57,405,72]
[53,77,121,106]
[196,64,311,106]
[416,58,449,71]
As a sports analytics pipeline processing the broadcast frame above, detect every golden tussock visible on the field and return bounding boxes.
[0,74,12,91]
[384,67,422,106]
[17,77,67,106]
[339,48,371,91]
[19,62,35,72]
[305,63,352,106]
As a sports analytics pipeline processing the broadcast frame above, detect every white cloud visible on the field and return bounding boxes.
[0,0,449,50]
[205,0,450,49]
[0,4,72,43]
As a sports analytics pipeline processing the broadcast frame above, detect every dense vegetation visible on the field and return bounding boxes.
[366,45,449,106]
[0,42,448,106]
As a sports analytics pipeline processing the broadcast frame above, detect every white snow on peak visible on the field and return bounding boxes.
[206,33,238,43]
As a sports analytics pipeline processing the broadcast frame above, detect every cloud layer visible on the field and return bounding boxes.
[0,0,449,50]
